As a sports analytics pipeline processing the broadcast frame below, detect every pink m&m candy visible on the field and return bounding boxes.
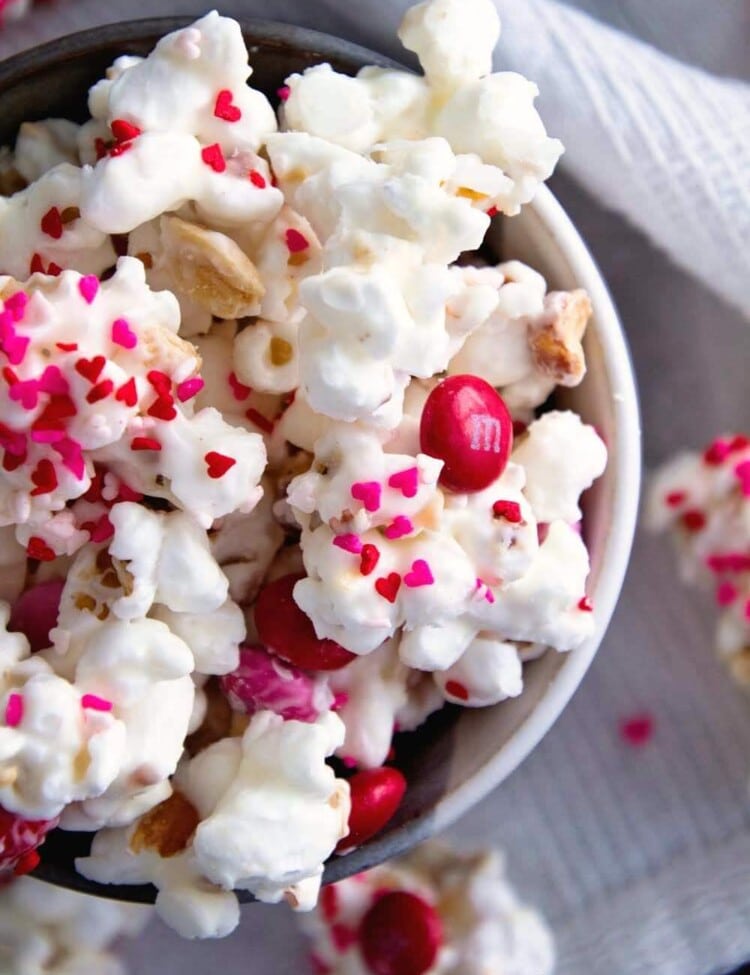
[219,645,329,722]
[359,890,443,975]
[8,579,65,653]
[419,375,513,493]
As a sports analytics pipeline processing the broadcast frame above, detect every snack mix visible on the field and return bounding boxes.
[0,0,606,938]
[649,434,750,683]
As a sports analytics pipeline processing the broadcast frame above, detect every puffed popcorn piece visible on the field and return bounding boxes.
[648,434,750,683]
[77,781,240,939]
[434,634,523,707]
[513,412,607,524]
[470,520,596,651]
[0,164,115,279]
[398,0,501,93]
[0,875,151,975]
[14,118,81,184]
[287,427,443,534]
[191,711,350,906]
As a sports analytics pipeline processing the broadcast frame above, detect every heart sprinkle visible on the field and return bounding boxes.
[30,459,58,496]
[115,378,138,407]
[619,713,654,748]
[81,694,113,712]
[176,377,204,402]
[77,275,99,305]
[130,437,161,452]
[351,481,381,512]
[332,534,363,555]
[359,544,380,576]
[5,693,23,727]
[111,318,138,349]
[26,537,56,562]
[75,356,105,384]
[205,451,236,478]
[387,466,419,498]
[201,143,226,173]
[285,228,309,253]
[40,207,63,240]
[384,515,414,540]
[374,572,401,603]
[492,499,523,523]
[445,680,469,701]
[110,119,141,142]
[403,559,434,588]
[214,89,242,122]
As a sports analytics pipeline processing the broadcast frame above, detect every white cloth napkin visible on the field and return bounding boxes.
[1,3,749,974]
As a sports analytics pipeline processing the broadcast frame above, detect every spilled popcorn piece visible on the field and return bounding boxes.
[648,434,750,684]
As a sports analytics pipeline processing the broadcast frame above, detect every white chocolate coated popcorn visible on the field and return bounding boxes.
[648,435,750,684]
[304,841,555,975]
[513,412,607,524]
[0,876,150,975]
[192,711,349,906]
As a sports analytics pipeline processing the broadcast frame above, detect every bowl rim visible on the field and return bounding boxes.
[0,15,641,896]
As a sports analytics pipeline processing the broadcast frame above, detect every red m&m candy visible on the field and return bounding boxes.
[336,767,406,853]
[359,890,443,975]
[254,573,355,671]
[420,375,512,493]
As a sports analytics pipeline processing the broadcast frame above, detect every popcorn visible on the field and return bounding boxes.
[0,876,150,975]
[398,0,501,93]
[0,164,115,279]
[512,412,607,524]
[648,435,750,684]
[14,119,81,184]
[191,711,349,906]
[303,841,555,975]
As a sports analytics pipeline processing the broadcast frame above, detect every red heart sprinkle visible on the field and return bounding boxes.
[130,437,161,452]
[201,143,226,173]
[47,263,62,277]
[245,407,274,434]
[359,543,380,576]
[375,572,401,604]
[227,371,251,401]
[56,342,77,353]
[109,141,133,157]
[445,679,469,701]
[29,253,45,275]
[578,595,594,612]
[86,379,114,404]
[147,397,177,421]
[248,169,267,188]
[214,89,242,122]
[26,536,56,562]
[285,228,309,253]
[30,459,58,496]
[40,207,63,240]
[115,378,138,407]
[681,509,706,533]
[620,713,654,747]
[110,118,141,142]
[492,499,522,522]
[94,137,108,161]
[75,356,105,384]
[205,451,236,478]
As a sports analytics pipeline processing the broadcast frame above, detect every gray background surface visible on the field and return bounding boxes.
[0,1,748,972]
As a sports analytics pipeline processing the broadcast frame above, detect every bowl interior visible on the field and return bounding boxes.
[0,20,640,902]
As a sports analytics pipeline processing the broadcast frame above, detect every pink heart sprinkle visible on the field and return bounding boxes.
[51,437,85,480]
[81,693,113,712]
[384,515,414,540]
[176,377,205,402]
[619,713,654,747]
[38,365,68,396]
[387,466,419,498]
[8,379,40,410]
[5,693,23,727]
[111,318,138,349]
[403,559,434,588]
[716,581,738,606]
[351,481,381,512]
[3,333,29,365]
[5,292,27,321]
[734,459,750,497]
[78,275,99,304]
[332,533,363,554]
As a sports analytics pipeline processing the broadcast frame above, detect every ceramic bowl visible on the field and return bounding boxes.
[0,18,641,902]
